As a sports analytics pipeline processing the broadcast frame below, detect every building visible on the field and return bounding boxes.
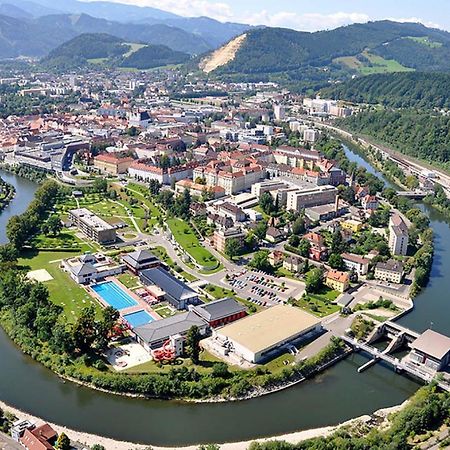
[175,179,225,199]
[215,305,322,363]
[273,104,286,121]
[62,253,125,284]
[69,208,116,244]
[192,297,247,328]
[19,423,57,450]
[283,255,303,273]
[265,226,285,243]
[304,232,327,261]
[341,219,363,233]
[303,128,320,143]
[389,214,409,256]
[128,110,151,128]
[374,260,404,284]
[93,154,134,175]
[213,227,246,254]
[286,185,337,212]
[325,270,350,293]
[341,253,370,276]
[409,329,450,371]
[217,202,247,222]
[121,249,160,274]
[361,195,379,212]
[133,311,207,351]
[140,267,199,310]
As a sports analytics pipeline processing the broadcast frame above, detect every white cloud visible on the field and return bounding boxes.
[387,17,442,29]
[245,11,370,31]
[81,0,235,22]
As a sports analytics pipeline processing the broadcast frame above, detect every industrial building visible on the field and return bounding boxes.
[215,305,322,363]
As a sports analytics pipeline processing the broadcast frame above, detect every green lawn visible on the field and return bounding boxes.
[124,349,227,374]
[291,287,340,318]
[359,52,414,75]
[153,305,175,318]
[117,273,141,289]
[151,246,197,282]
[18,250,101,322]
[264,352,295,373]
[167,218,218,270]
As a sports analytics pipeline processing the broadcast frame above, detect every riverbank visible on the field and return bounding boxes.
[0,397,406,450]
[0,177,15,212]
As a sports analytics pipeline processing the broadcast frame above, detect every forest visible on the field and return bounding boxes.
[323,72,450,109]
[338,109,450,168]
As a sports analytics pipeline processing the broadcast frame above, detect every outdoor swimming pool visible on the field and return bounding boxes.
[123,310,154,328]
[92,281,138,310]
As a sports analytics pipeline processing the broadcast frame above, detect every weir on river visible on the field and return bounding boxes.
[0,153,448,446]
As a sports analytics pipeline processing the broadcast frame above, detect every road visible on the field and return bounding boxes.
[0,433,22,450]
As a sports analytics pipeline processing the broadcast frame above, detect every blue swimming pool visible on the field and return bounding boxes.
[92,281,138,310]
[123,310,154,328]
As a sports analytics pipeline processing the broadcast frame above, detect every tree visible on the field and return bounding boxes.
[185,326,201,364]
[288,234,300,247]
[244,232,258,251]
[328,254,344,270]
[259,192,274,215]
[225,238,243,259]
[72,306,97,353]
[47,215,62,236]
[91,446,106,450]
[305,268,323,293]
[406,175,419,190]
[0,244,18,263]
[292,216,306,235]
[92,178,107,193]
[331,229,344,254]
[211,362,230,378]
[298,239,311,258]
[127,126,139,137]
[249,251,272,272]
[55,432,71,450]
[253,221,268,239]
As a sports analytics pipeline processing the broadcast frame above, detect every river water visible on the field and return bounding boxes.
[0,155,448,446]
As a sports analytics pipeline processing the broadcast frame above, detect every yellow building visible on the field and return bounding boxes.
[325,270,350,293]
[341,219,363,233]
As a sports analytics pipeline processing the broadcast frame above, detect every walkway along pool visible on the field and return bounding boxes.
[92,281,138,310]
[0,166,448,446]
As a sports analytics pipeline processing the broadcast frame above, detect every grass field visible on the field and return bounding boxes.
[151,246,197,282]
[204,284,262,313]
[19,250,101,322]
[406,36,443,48]
[291,287,340,318]
[167,218,218,270]
[335,51,414,75]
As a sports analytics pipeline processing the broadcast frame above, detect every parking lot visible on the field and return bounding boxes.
[227,270,305,307]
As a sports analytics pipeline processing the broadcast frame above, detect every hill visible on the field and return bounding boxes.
[200,21,450,86]
[1,0,250,49]
[42,33,190,71]
[0,12,211,58]
[321,72,450,109]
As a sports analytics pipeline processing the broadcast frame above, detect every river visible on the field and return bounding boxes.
[0,158,448,447]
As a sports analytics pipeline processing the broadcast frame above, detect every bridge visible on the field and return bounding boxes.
[397,191,428,199]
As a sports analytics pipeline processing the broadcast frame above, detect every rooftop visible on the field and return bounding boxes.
[411,329,450,361]
[217,305,321,354]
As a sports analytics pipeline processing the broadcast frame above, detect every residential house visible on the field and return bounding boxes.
[304,232,327,261]
[389,214,409,256]
[374,260,404,284]
[341,252,370,276]
[325,270,350,293]
[265,227,285,243]
[213,227,246,254]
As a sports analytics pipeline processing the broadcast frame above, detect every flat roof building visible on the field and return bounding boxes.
[69,208,116,244]
[216,305,322,363]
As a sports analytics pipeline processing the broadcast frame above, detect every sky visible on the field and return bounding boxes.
[85,0,450,31]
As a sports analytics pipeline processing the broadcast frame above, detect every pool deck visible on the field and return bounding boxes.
[88,277,162,321]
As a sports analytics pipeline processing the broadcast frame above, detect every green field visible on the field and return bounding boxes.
[335,51,414,75]
[167,218,218,270]
[406,36,443,48]
[19,250,101,322]
[291,287,340,318]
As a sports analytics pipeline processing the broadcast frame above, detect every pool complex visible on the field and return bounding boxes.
[123,310,154,328]
[92,281,138,310]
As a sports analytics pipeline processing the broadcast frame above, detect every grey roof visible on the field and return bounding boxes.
[194,297,247,322]
[140,267,197,302]
[337,293,354,307]
[411,329,450,361]
[376,260,404,273]
[134,311,205,344]
[122,249,159,268]
[72,262,97,276]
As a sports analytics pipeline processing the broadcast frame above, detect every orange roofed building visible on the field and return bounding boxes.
[325,270,350,293]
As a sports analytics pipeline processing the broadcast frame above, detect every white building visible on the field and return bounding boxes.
[389,214,409,256]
